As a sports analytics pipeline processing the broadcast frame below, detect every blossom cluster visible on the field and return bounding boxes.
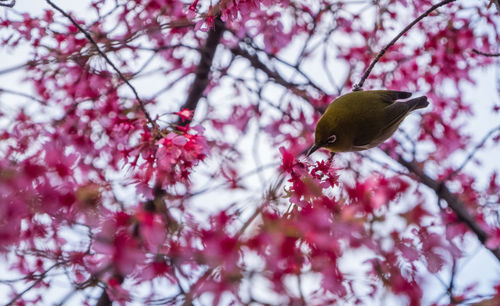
[0,0,499,305]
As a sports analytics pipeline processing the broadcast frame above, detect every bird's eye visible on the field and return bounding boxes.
[327,135,336,144]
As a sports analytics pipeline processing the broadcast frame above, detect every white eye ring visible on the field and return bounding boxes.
[327,135,336,144]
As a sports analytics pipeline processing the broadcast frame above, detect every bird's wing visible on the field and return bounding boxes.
[374,90,412,103]
[352,124,382,148]
[352,132,377,148]
[372,97,426,144]
[382,97,428,132]
[352,97,425,148]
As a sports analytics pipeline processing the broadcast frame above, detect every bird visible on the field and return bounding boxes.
[307,90,429,156]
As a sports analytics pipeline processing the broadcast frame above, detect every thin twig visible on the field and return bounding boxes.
[182,174,285,305]
[354,0,456,90]
[0,87,47,105]
[231,46,312,103]
[297,273,306,306]
[188,162,279,198]
[45,0,157,129]
[447,258,457,303]
[6,263,61,306]
[445,124,500,181]
[181,206,268,305]
[237,204,265,236]
[472,49,500,57]
[0,63,28,75]
[240,39,325,94]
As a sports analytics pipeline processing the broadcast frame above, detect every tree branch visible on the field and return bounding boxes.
[5,263,60,306]
[397,156,500,262]
[46,0,157,129]
[354,0,456,90]
[241,40,326,94]
[230,46,313,103]
[0,0,15,8]
[95,290,111,306]
[0,63,28,75]
[176,17,225,126]
[472,49,500,57]
[0,87,47,105]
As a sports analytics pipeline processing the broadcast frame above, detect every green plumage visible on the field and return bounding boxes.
[310,90,428,155]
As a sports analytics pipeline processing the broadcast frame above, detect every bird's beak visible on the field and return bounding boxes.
[306,144,320,157]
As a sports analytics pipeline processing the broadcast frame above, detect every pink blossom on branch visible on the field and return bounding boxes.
[0,0,498,305]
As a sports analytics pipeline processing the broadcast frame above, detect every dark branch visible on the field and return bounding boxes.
[472,49,500,57]
[354,0,456,91]
[95,290,112,306]
[6,263,60,306]
[0,63,27,75]
[241,40,326,94]
[0,0,15,7]
[0,88,47,105]
[397,156,500,262]
[177,17,225,126]
[46,0,157,129]
[230,46,313,103]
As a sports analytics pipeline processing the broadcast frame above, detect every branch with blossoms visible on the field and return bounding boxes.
[171,0,500,302]
[347,0,500,264]
[1,0,499,305]
[396,155,500,262]
[4,262,62,305]
[46,0,158,129]
[354,0,456,90]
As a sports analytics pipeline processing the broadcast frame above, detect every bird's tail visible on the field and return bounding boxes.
[407,96,429,111]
